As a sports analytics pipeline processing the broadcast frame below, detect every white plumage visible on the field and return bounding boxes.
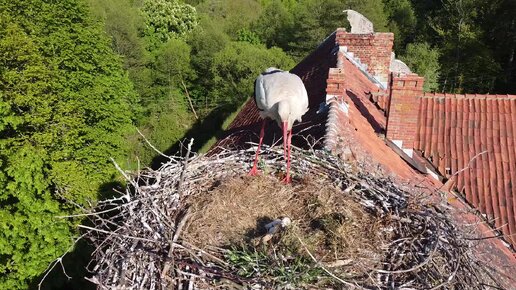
[248,67,309,183]
[254,68,309,130]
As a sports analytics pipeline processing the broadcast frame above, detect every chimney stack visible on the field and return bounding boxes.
[385,73,424,157]
[335,29,394,88]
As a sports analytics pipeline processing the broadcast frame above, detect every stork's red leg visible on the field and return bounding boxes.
[248,119,266,176]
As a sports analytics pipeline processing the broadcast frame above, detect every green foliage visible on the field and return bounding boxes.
[88,0,198,170]
[145,97,194,153]
[254,0,346,59]
[88,0,150,121]
[184,0,204,5]
[400,42,440,92]
[151,38,193,101]
[196,0,262,38]
[142,0,198,48]
[411,0,509,93]
[187,16,231,110]
[127,95,194,167]
[210,41,295,106]
[482,0,516,93]
[226,247,324,286]
[88,0,145,63]
[0,145,70,289]
[253,0,389,59]
[433,0,502,93]
[237,28,262,45]
[383,0,417,51]
[252,0,294,49]
[443,40,501,93]
[286,0,338,59]
[0,0,137,287]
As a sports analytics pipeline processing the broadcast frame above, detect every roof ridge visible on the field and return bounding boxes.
[422,92,516,100]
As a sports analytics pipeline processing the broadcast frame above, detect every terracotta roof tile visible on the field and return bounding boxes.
[416,93,516,246]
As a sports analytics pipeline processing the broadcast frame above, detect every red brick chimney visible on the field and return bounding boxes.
[386,73,424,156]
[335,29,394,88]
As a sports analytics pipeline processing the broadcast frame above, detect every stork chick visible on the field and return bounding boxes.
[261,217,292,244]
[248,68,309,183]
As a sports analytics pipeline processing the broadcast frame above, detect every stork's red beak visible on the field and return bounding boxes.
[281,121,292,183]
[282,122,288,159]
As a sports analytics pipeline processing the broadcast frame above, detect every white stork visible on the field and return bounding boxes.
[248,67,309,183]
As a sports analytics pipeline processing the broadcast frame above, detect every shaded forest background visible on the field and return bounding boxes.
[0,0,514,289]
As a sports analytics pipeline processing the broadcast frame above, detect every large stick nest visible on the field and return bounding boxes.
[83,143,498,289]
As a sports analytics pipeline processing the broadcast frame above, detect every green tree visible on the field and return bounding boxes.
[187,16,230,111]
[210,41,295,106]
[88,0,146,67]
[427,0,502,92]
[142,0,199,49]
[196,0,262,38]
[0,18,72,290]
[252,0,294,49]
[409,0,514,93]
[475,0,516,93]
[151,38,193,103]
[88,0,151,112]
[154,39,193,88]
[0,0,137,287]
[383,0,417,52]
[237,28,262,46]
[287,0,348,59]
[128,94,195,166]
[400,42,440,92]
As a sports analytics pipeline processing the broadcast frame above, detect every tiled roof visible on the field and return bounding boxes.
[415,93,516,246]
[324,49,419,180]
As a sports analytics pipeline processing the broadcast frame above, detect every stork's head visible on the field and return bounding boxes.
[276,100,293,130]
[264,67,283,74]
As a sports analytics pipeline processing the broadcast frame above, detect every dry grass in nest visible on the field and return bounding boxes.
[184,174,390,278]
[185,175,301,247]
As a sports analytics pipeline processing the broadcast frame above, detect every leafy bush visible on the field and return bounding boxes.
[400,42,440,92]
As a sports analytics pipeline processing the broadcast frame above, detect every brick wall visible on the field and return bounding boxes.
[335,28,393,87]
[326,67,346,96]
[386,73,424,155]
